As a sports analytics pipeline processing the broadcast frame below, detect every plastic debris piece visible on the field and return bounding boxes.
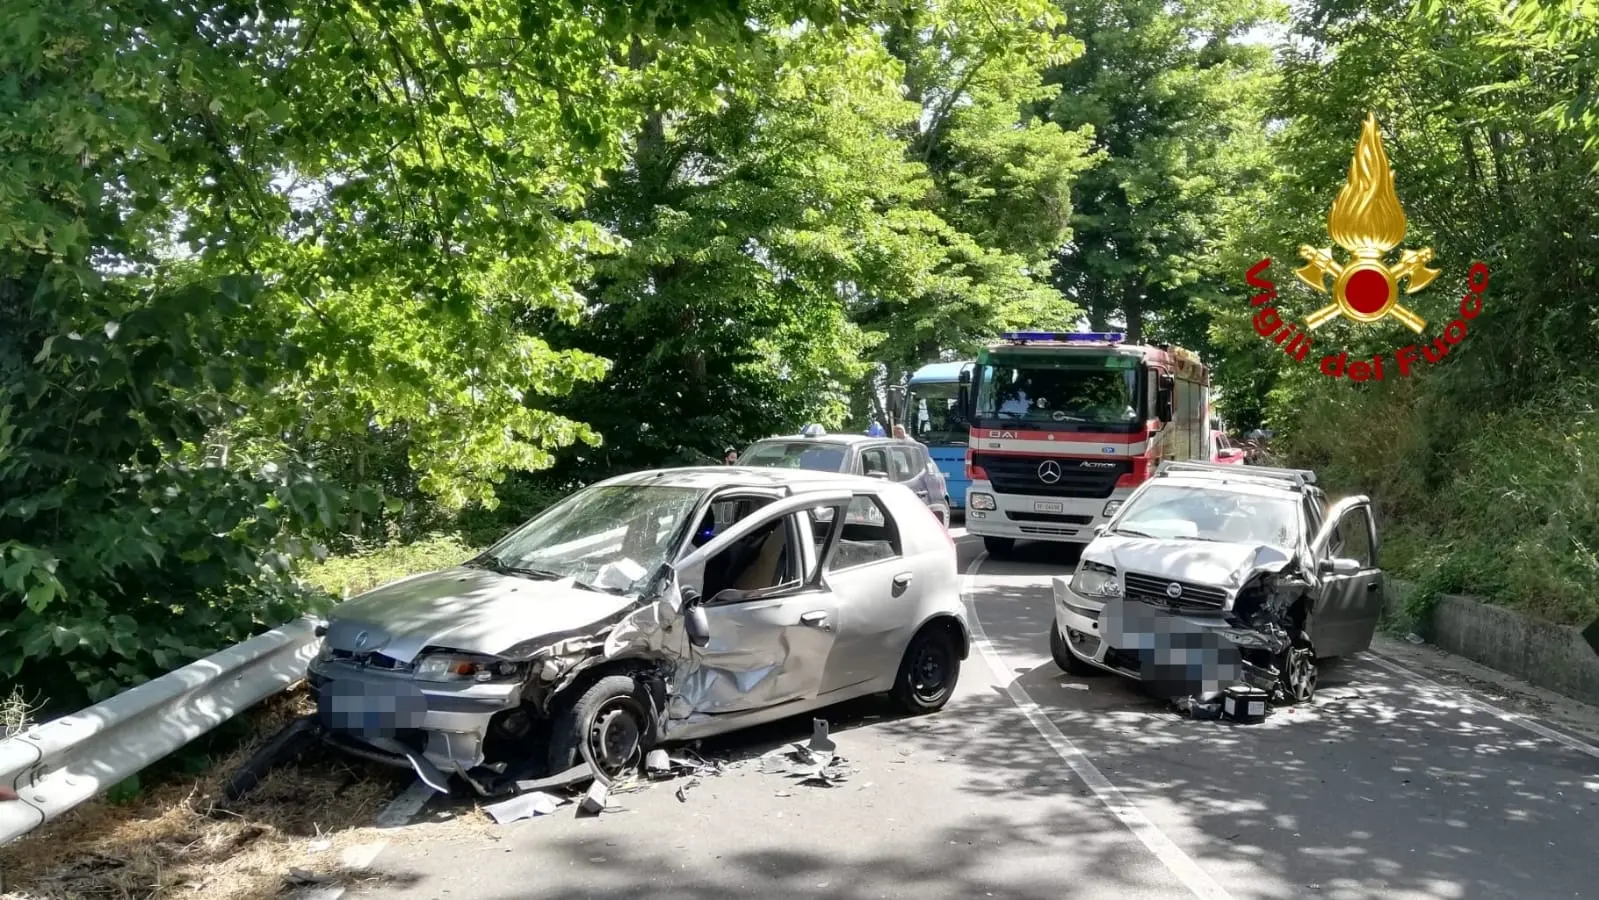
[578,780,609,816]
[1405,633,1425,644]
[483,790,567,825]
[645,749,672,776]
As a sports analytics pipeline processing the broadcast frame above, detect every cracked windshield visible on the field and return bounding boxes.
[476,485,705,592]
[6,0,1599,897]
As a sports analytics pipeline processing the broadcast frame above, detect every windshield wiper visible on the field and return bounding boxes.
[470,556,565,580]
[1113,527,1159,538]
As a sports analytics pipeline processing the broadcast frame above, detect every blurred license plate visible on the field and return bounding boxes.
[1034,501,1064,513]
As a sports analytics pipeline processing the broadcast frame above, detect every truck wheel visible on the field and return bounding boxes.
[983,536,1015,557]
[1050,622,1101,677]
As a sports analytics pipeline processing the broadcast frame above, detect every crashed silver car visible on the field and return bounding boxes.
[307,467,968,795]
[1049,461,1384,706]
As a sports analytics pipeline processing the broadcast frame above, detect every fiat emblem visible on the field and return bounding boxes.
[353,630,370,650]
[1165,582,1183,599]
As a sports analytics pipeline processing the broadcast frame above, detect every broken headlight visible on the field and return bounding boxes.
[415,651,523,684]
[1071,560,1122,598]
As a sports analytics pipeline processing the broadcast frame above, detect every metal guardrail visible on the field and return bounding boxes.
[0,616,323,844]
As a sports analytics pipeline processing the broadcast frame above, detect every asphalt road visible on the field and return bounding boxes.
[347,532,1599,900]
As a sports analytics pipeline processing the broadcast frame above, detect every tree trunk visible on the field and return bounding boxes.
[1122,278,1144,343]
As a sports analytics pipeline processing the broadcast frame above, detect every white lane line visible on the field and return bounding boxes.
[962,553,1234,900]
[1365,652,1599,760]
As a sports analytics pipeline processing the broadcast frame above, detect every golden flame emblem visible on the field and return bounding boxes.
[1294,113,1439,333]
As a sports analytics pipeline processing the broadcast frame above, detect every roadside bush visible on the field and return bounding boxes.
[1275,376,1599,627]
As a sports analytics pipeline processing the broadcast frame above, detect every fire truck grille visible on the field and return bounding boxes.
[973,454,1131,499]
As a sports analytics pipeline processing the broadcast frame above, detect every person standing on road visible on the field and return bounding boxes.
[892,423,908,440]
[723,446,738,465]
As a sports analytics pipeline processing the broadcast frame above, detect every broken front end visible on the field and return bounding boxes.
[1098,554,1316,706]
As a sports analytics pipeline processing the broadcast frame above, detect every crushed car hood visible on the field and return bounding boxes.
[324,566,639,663]
[1085,537,1295,592]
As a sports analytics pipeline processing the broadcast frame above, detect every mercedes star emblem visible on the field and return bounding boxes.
[1165,582,1183,599]
[1037,460,1062,484]
[353,630,369,650]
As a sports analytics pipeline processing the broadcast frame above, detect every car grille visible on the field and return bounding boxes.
[973,453,1130,499]
[1005,512,1095,525]
[329,648,415,672]
[1123,572,1229,611]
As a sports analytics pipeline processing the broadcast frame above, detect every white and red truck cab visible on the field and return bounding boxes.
[957,331,1213,557]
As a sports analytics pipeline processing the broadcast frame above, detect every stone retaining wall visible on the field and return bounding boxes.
[1384,578,1599,707]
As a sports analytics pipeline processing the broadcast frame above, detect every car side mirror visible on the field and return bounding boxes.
[1092,524,1107,536]
[866,470,889,479]
[1317,557,1361,576]
[681,587,711,648]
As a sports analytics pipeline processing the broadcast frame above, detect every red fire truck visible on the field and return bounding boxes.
[957,331,1213,557]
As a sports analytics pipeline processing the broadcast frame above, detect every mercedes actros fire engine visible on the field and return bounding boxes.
[957,331,1212,557]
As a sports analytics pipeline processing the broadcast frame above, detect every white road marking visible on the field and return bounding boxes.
[962,553,1235,900]
[1364,652,1599,760]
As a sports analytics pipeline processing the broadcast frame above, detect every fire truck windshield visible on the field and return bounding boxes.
[973,363,1142,428]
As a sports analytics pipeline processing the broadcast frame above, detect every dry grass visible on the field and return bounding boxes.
[0,688,426,900]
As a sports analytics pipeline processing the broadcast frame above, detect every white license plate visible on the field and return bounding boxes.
[1033,500,1064,514]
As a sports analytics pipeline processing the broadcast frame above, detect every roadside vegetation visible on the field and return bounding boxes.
[3,0,1597,750]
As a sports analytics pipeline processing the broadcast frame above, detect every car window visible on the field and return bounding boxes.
[1332,507,1374,566]
[1112,483,1299,547]
[825,495,901,572]
[741,441,847,472]
[859,448,889,478]
[888,446,917,481]
[701,513,802,601]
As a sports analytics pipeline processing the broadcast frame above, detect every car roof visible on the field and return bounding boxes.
[592,466,888,493]
[750,433,886,447]
[1146,474,1303,501]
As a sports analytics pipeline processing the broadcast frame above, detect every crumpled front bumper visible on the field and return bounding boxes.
[1052,579,1283,698]
[307,659,524,791]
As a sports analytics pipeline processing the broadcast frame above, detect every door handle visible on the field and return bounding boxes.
[892,572,913,588]
[799,611,833,632]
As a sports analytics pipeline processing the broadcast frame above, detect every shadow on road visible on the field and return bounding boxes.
[961,555,1599,899]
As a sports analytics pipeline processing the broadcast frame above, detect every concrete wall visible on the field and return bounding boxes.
[1385,578,1599,707]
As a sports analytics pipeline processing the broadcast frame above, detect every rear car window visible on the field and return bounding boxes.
[741,441,846,471]
[826,495,901,572]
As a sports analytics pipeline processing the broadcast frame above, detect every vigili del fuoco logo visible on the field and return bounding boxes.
[1245,113,1490,381]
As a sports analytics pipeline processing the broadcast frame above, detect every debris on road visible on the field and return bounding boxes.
[759,719,855,787]
[482,790,570,825]
[578,780,610,816]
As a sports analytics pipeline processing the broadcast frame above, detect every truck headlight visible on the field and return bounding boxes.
[1071,561,1122,598]
[969,492,997,511]
[415,652,523,683]
[1102,500,1123,517]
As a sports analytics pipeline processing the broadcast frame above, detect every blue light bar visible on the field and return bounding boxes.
[1001,331,1126,343]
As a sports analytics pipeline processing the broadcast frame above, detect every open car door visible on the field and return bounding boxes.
[663,489,853,724]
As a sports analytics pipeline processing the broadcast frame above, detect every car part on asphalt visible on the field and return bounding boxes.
[1221,684,1270,723]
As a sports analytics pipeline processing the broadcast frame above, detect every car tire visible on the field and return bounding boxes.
[1049,621,1101,676]
[983,536,1015,557]
[890,626,962,715]
[547,674,654,780]
[1277,629,1318,705]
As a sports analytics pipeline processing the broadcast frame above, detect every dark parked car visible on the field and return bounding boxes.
[739,426,952,526]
